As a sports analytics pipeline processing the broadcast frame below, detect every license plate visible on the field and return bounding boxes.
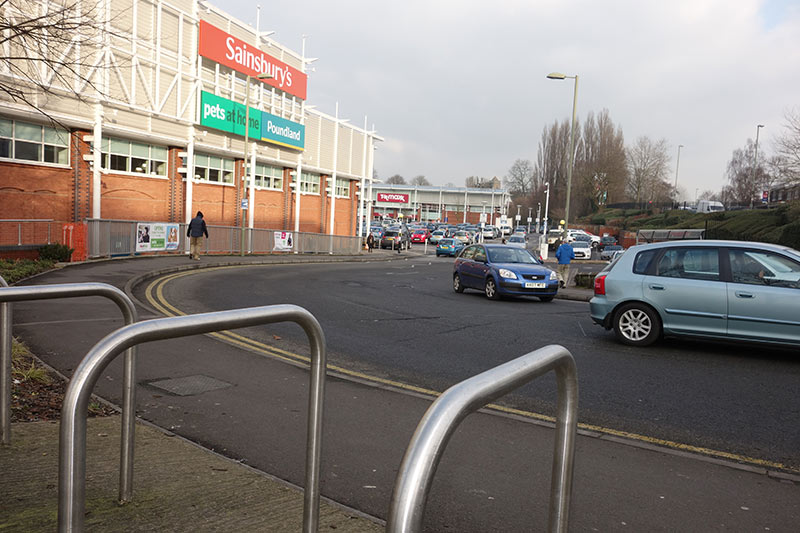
[525,282,546,288]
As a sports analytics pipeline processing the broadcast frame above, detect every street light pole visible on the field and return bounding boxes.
[240,72,272,256]
[547,72,578,237]
[674,144,683,190]
[751,124,764,208]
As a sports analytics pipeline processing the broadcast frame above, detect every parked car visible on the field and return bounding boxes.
[609,249,626,262]
[590,240,800,347]
[436,238,465,257]
[453,244,559,301]
[600,244,624,261]
[429,230,446,244]
[482,226,496,239]
[453,230,472,245]
[410,229,431,243]
[506,234,527,249]
[598,236,617,250]
[380,229,410,250]
[572,240,592,259]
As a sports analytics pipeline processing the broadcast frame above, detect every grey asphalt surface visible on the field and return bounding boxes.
[2,248,799,532]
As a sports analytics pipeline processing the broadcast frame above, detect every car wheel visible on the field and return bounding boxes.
[484,277,500,300]
[613,303,661,346]
[453,274,464,293]
[538,296,554,302]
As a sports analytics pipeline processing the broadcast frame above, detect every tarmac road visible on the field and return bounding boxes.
[7,253,800,532]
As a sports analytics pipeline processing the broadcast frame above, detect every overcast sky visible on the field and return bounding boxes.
[215,0,800,200]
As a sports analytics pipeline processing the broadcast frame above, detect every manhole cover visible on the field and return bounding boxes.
[147,375,232,396]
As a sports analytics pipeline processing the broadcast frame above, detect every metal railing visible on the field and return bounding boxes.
[0,219,56,246]
[58,304,326,533]
[0,283,138,503]
[387,345,579,533]
[86,219,362,258]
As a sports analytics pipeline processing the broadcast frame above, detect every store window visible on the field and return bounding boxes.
[251,163,283,190]
[335,177,350,197]
[0,117,69,164]
[193,154,234,184]
[100,137,167,176]
[300,171,320,194]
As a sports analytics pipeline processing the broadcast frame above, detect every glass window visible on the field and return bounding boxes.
[0,117,69,165]
[300,171,320,194]
[633,249,658,275]
[335,177,350,197]
[729,249,800,288]
[656,248,719,281]
[252,163,284,190]
[99,136,167,176]
[193,153,234,184]
[460,246,476,260]
[474,246,487,262]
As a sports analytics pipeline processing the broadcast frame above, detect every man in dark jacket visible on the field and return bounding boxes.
[187,211,208,260]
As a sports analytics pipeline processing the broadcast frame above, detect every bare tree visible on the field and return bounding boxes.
[725,139,771,206]
[504,159,534,195]
[772,108,800,184]
[410,175,430,186]
[0,0,122,118]
[626,136,671,206]
[575,109,627,213]
[386,174,406,185]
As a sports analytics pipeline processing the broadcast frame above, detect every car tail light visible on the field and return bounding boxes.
[594,274,606,296]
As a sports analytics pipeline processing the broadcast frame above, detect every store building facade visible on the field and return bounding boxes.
[1,0,380,258]
[369,185,511,226]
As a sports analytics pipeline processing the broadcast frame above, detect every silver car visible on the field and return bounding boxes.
[590,240,800,347]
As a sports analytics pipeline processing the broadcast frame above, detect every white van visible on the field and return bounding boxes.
[696,200,724,213]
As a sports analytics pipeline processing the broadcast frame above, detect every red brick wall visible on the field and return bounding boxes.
[0,159,75,221]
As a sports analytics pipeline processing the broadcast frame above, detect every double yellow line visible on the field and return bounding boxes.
[145,266,797,474]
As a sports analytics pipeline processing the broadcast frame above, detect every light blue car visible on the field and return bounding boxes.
[590,240,800,347]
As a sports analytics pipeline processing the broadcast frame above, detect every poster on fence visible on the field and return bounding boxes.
[136,223,180,252]
[273,231,294,251]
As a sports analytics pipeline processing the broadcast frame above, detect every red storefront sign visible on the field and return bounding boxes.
[198,21,308,101]
[377,193,409,203]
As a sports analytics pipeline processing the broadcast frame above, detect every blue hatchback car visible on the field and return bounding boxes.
[436,238,465,257]
[453,244,559,301]
[590,240,800,347]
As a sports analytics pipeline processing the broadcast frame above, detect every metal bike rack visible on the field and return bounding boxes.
[386,344,579,533]
[58,304,326,533]
[0,275,10,445]
[0,282,138,503]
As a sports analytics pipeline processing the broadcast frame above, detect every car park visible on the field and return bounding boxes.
[453,244,559,301]
[506,234,527,249]
[436,238,465,257]
[600,244,623,261]
[571,240,592,259]
[590,240,800,347]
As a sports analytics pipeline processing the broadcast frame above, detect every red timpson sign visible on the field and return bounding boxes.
[198,21,308,101]
[377,193,409,203]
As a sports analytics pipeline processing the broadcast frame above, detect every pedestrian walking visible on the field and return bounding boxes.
[187,211,208,260]
[366,232,374,253]
[555,239,574,288]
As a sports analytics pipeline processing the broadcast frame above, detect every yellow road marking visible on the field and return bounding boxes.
[143,267,798,474]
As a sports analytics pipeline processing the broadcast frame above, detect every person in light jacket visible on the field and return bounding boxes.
[187,211,208,260]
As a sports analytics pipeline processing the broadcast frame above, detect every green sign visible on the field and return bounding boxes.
[199,91,304,151]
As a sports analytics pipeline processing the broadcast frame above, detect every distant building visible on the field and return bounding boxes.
[369,185,511,225]
[768,183,800,204]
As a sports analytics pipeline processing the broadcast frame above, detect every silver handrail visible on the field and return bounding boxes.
[0,275,10,445]
[0,283,138,503]
[58,304,327,533]
[387,344,579,533]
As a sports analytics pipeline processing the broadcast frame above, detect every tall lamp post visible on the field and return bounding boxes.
[674,144,683,189]
[751,124,764,208]
[240,72,272,256]
[540,182,551,259]
[546,72,578,237]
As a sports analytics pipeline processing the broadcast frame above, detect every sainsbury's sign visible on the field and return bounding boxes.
[198,21,307,101]
[377,193,409,203]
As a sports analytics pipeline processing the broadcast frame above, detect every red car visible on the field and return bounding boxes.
[411,229,431,243]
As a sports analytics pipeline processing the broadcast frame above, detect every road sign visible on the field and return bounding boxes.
[241,198,248,209]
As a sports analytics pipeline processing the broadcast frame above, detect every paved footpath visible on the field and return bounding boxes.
[1,250,798,532]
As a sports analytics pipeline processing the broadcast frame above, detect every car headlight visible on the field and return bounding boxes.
[549,270,558,280]
[498,268,517,279]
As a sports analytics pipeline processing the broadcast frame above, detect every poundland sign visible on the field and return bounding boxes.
[199,21,307,101]
[200,91,305,151]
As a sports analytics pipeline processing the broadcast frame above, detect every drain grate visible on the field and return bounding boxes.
[147,375,232,396]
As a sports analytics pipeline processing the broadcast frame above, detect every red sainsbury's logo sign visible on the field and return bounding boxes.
[377,193,409,203]
[198,21,307,101]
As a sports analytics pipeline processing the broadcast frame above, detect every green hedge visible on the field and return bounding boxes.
[38,243,74,262]
[0,259,55,284]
